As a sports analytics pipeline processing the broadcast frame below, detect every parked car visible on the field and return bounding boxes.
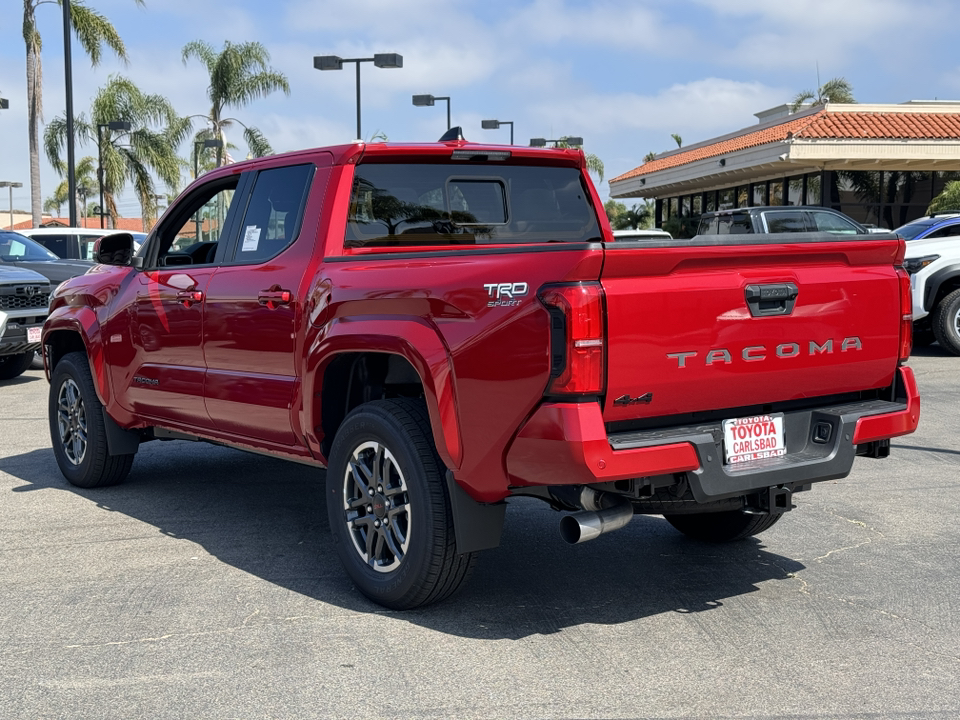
[0,230,93,284]
[612,228,673,241]
[18,226,147,261]
[0,265,50,380]
[44,138,918,609]
[896,213,960,352]
[697,206,869,235]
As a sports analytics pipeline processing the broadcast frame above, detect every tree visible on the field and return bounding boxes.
[552,137,603,182]
[47,156,98,219]
[671,134,682,148]
[791,77,856,112]
[605,199,654,230]
[44,76,189,227]
[928,181,960,215]
[22,0,142,226]
[182,40,290,167]
[43,185,68,217]
[643,151,657,162]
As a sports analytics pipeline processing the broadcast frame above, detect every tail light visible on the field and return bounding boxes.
[896,265,912,365]
[539,282,605,395]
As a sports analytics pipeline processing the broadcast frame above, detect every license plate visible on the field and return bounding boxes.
[27,327,42,343]
[722,413,785,464]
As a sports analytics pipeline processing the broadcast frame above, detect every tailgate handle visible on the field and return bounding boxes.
[744,283,798,317]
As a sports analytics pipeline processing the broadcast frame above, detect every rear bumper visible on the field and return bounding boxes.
[505,366,919,502]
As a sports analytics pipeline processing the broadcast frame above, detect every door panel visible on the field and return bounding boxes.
[203,163,327,446]
[127,268,216,426]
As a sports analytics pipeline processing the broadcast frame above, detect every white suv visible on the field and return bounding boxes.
[897,213,960,354]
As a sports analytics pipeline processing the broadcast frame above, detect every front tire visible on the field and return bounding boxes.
[932,288,960,355]
[48,351,134,488]
[326,398,475,610]
[663,509,782,542]
[0,352,35,380]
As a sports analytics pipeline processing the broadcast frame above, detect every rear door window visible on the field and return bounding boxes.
[763,211,807,233]
[232,164,314,263]
[810,211,860,234]
[716,213,753,235]
[346,163,599,247]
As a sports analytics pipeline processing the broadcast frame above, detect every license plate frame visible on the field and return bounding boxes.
[27,326,42,343]
[722,413,786,464]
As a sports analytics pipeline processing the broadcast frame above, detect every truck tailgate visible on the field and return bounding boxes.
[600,235,904,424]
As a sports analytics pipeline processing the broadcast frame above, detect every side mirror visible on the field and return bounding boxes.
[94,232,135,266]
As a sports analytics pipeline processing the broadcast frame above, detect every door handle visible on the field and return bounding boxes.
[176,290,204,306]
[744,283,798,316]
[258,288,293,309]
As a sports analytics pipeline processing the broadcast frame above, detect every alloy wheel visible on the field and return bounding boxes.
[57,378,87,466]
[342,441,411,573]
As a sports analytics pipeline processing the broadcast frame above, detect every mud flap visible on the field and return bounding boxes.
[445,471,506,554]
[102,411,141,456]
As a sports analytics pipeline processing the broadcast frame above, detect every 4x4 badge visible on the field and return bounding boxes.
[613,392,653,406]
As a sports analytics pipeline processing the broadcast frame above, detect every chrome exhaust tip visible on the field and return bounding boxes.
[559,490,634,544]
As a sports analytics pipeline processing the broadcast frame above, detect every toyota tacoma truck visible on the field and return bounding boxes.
[0,266,50,380]
[43,134,920,609]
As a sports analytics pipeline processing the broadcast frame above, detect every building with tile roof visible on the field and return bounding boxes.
[609,101,960,231]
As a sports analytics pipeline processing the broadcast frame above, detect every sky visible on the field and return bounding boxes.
[2,0,960,219]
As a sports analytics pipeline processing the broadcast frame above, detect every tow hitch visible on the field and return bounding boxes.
[743,486,794,516]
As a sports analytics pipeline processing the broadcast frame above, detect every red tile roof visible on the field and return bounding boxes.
[611,108,960,183]
[10,217,151,232]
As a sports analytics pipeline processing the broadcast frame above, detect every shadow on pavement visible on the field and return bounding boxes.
[0,374,42,387]
[1,442,804,638]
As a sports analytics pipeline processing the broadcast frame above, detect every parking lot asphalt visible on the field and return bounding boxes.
[1,348,959,720]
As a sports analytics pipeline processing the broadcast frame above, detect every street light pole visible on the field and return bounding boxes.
[97,121,131,229]
[63,0,77,227]
[413,94,451,130]
[481,119,514,145]
[0,182,23,230]
[314,53,403,141]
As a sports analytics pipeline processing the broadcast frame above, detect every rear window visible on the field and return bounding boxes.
[763,211,807,233]
[346,163,600,247]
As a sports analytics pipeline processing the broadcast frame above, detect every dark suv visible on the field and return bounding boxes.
[697,206,868,236]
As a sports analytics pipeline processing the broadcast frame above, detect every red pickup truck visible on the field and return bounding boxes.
[43,135,920,609]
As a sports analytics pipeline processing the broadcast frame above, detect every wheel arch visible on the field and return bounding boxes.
[307,318,461,470]
[42,307,110,407]
[923,263,960,313]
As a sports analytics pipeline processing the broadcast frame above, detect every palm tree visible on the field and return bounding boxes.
[791,77,856,112]
[928,181,960,215]
[181,40,290,167]
[643,151,658,162]
[44,76,189,228]
[43,185,68,217]
[47,156,98,220]
[552,137,604,183]
[22,0,142,226]
[671,134,682,148]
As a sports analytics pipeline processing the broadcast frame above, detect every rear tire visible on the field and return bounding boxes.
[48,351,134,488]
[0,352,34,380]
[326,398,476,610]
[932,288,960,355]
[663,509,782,542]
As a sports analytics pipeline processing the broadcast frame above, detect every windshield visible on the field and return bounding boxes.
[0,231,61,261]
[346,163,600,247]
[894,219,939,240]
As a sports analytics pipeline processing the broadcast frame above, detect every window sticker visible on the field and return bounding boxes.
[242,225,261,252]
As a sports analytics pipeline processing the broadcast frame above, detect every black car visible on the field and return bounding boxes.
[696,206,871,236]
[0,230,93,284]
